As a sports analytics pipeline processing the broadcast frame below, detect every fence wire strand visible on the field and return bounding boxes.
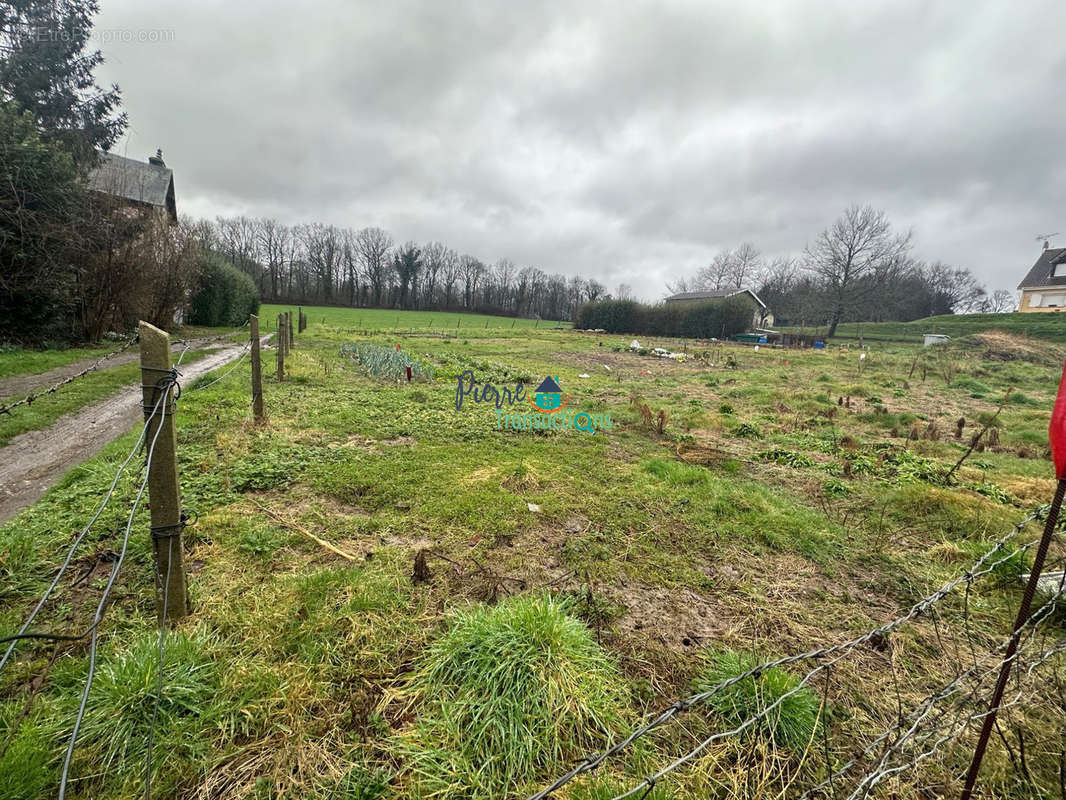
[0,336,139,417]
[56,372,177,800]
[525,507,1050,800]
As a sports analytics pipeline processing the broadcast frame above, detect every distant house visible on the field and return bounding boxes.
[664,288,773,329]
[88,149,177,223]
[1017,245,1066,312]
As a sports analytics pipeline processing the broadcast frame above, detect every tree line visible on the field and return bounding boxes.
[196,216,607,322]
[669,205,1016,335]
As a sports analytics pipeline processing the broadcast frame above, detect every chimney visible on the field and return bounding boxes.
[148,149,165,167]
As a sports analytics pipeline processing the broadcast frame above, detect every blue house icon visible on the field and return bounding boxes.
[534,376,563,410]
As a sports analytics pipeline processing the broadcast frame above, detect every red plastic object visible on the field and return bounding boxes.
[1052,362,1066,479]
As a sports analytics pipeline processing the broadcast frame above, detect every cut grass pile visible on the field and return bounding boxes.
[397,595,625,798]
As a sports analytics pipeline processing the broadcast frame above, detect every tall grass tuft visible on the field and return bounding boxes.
[45,631,218,794]
[397,595,626,799]
[693,649,820,752]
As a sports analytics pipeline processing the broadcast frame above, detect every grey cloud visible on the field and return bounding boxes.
[96,0,1066,300]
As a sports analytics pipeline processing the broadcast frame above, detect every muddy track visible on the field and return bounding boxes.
[0,337,271,524]
[0,337,233,401]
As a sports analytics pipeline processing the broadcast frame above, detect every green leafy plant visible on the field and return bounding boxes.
[340,342,434,382]
[757,448,814,467]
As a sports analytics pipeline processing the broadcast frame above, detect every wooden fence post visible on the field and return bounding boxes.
[289,311,295,348]
[276,314,285,381]
[138,321,189,623]
[250,314,265,422]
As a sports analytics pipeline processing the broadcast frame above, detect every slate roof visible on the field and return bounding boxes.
[1017,247,1066,290]
[88,152,176,221]
[664,287,767,308]
[535,376,562,394]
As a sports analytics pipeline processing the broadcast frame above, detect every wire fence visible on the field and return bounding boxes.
[0,319,262,799]
[0,318,251,419]
[0,335,139,417]
[3,316,1065,799]
[526,506,1065,800]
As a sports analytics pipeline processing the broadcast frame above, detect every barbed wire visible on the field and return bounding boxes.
[805,582,1066,800]
[57,370,178,800]
[0,317,249,419]
[609,572,1066,800]
[0,335,139,417]
[525,507,1049,800]
[845,636,1066,800]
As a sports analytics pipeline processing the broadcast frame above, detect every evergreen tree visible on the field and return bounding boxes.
[0,0,126,163]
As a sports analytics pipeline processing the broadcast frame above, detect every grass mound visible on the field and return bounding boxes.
[46,631,218,795]
[969,330,1066,366]
[398,595,626,799]
[693,650,820,751]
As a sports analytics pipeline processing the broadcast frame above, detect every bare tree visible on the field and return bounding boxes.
[460,255,485,308]
[985,289,1017,314]
[922,261,986,314]
[356,226,393,306]
[421,241,447,308]
[440,247,462,308]
[695,251,734,291]
[804,205,911,336]
[730,242,761,288]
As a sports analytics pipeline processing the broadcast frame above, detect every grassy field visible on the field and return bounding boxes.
[782,310,1066,343]
[260,304,557,333]
[1,306,1065,799]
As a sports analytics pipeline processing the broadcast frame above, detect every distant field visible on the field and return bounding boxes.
[782,310,1066,343]
[258,304,563,333]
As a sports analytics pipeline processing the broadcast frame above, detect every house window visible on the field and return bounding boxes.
[1054,262,1066,278]
[1030,293,1042,306]
[1041,293,1066,307]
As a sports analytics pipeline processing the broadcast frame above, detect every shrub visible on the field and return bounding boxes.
[693,649,820,750]
[575,296,752,339]
[397,595,625,798]
[188,252,259,326]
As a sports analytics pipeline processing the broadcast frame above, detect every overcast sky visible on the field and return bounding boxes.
[95,0,1065,300]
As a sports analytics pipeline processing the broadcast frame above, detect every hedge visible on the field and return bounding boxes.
[188,252,259,327]
[574,296,753,338]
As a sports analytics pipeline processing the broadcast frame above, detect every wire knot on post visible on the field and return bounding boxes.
[150,510,195,540]
[140,367,182,414]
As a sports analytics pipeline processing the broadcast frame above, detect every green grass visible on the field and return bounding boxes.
[259,303,559,333]
[397,595,626,798]
[0,348,215,446]
[1,304,1064,799]
[0,343,130,380]
[781,311,1066,343]
[693,649,821,751]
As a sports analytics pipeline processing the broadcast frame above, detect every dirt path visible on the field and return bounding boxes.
[0,337,233,400]
[0,338,270,524]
